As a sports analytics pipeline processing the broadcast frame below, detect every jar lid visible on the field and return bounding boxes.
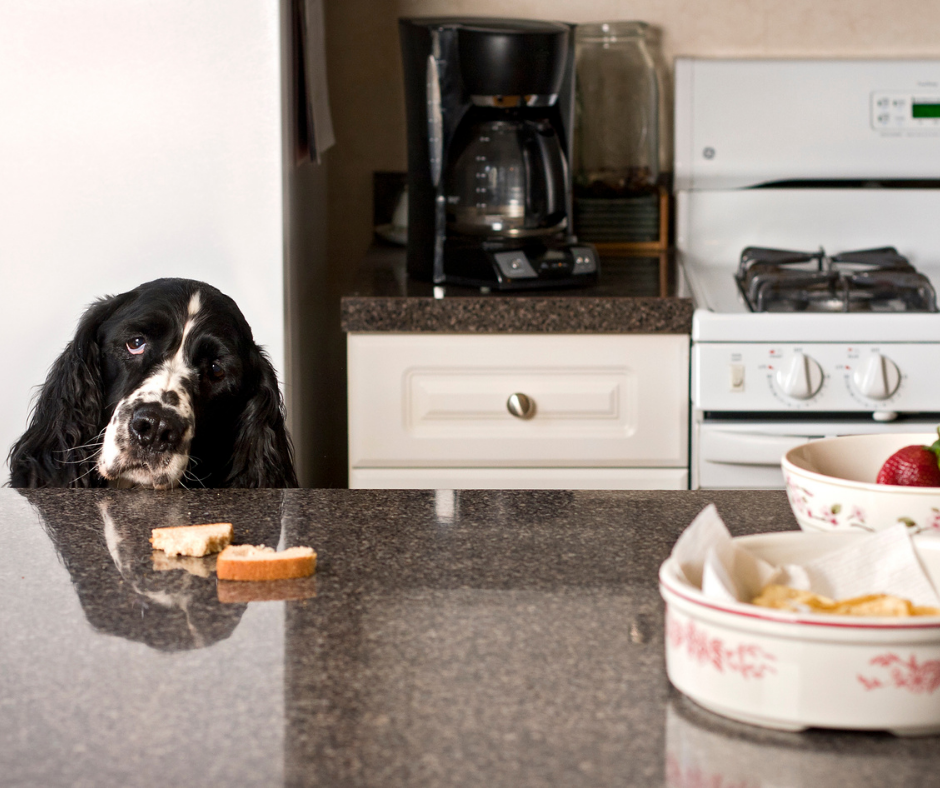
[575,21,650,42]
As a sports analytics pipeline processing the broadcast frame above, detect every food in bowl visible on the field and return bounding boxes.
[751,584,940,617]
[877,429,940,486]
[782,433,940,533]
[660,531,940,735]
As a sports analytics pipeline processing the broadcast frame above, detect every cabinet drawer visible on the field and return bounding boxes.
[348,334,689,468]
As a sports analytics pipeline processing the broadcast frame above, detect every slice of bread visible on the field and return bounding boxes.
[150,523,233,557]
[216,544,317,581]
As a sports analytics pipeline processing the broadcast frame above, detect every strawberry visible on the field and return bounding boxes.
[877,431,940,487]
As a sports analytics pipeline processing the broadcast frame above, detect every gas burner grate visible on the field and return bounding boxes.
[735,246,938,313]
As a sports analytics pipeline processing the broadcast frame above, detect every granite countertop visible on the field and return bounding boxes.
[3,487,938,787]
[341,247,693,333]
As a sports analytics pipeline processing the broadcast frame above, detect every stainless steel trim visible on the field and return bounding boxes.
[426,51,442,186]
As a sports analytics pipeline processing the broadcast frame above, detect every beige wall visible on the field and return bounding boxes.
[318,0,940,486]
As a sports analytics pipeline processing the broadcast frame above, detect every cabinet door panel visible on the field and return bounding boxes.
[408,367,629,431]
[349,334,689,467]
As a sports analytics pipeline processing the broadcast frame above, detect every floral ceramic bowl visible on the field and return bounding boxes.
[659,531,940,735]
[782,433,940,534]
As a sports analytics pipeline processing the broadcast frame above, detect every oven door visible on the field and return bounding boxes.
[693,418,940,489]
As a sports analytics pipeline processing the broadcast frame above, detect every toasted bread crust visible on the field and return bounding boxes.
[216,544,316,581]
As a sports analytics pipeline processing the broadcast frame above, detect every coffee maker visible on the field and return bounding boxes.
[399,18,598,290]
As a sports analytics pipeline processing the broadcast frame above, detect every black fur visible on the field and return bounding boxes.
[8,278,297,488]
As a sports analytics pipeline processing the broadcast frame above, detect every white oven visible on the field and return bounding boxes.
[675,58,940,489]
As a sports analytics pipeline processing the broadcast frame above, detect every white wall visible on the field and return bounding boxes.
[0,1,287,481]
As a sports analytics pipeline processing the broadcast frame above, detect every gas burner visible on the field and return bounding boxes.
[735,246,938,313]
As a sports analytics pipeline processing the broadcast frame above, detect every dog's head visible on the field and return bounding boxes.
[95,279,259,489]
[9,278,296,489]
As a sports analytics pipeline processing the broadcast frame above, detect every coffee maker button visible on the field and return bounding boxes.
[493,251,538,279]
[571,247,598,274]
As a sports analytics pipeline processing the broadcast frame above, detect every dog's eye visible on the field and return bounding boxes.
[209,361,225,381]
[126,337,146,355]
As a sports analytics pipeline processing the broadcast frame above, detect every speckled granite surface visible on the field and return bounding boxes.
[2,487,938,788]
[341,247,693,334]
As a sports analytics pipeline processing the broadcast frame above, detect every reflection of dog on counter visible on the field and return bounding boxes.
[8,278,296,489]
[21,489,283,650]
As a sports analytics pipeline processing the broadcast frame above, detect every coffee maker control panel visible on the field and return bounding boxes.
[491,246,597,283]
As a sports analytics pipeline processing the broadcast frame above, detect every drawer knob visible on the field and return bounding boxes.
[507,392,535,419]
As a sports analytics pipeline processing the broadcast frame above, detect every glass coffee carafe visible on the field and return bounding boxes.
[444,114,569,238]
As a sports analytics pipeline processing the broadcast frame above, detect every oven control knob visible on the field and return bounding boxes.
[775,352,823,399]
[853,354,901,400]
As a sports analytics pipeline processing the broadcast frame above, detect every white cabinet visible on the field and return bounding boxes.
[348,333,689,489]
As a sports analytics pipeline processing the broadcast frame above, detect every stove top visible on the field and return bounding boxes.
[735,246,938,313]
[676,187,940,341]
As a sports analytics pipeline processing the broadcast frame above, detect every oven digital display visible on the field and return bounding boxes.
[872,91,940,131]
[912,102,940,119]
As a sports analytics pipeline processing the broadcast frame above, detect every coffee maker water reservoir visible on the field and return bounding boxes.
[400,18,599,289]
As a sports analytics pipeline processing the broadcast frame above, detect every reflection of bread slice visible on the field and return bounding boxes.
[151,552,218,578]
[216,545,316,581]
[218,576,317,603]
[150,523,233,557]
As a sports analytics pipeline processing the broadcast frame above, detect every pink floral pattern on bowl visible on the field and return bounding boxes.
[667,615,777,679]
[857,653,940,694]
[785,474,870,531]
[785,469,940,534]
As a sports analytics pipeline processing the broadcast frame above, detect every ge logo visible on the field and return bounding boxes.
[703,147,715,159]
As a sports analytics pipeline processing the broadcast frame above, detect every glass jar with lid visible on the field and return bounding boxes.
[574,21,660,198]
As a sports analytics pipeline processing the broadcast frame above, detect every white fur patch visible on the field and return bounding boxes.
[96,290,202,489]
[187,292,201,318]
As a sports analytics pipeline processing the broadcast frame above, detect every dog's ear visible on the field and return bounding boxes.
[8,293,128,487]
[226,347,298,488]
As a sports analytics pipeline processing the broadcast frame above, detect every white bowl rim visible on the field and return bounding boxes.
[659,531,940,630]
[783,432,940,494]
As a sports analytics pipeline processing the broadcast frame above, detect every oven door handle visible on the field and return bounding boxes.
[700,431,825,466]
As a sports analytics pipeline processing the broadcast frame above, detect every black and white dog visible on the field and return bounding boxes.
[9,278,297,489]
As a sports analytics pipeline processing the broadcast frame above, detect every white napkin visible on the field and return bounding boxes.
[671,504,940,608]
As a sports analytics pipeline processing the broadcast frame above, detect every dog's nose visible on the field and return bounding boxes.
[129,403,186,453]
